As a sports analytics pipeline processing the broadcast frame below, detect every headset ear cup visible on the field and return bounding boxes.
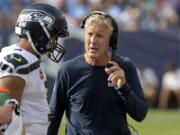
[110,35,113,48]
[110,30,118,49]
[109,17,119,49]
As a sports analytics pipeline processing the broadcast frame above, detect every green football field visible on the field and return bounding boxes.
[58,109,180,135]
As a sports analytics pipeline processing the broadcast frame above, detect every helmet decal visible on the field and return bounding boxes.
[18,9,55,26]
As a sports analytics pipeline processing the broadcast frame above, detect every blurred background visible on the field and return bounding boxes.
[0,0,180,134]
[0,0,180,135]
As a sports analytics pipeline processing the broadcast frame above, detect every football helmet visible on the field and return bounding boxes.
[15,3,69,63]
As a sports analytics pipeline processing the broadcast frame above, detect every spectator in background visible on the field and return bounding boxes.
[1,0,180,32]
[5,0,30,51]
[116,0,131,10]
[117,3,141,31]
[0,10,12,49]
[104,0,122,19]
[88,0,104,12]
[48,11,148,135]
[8,0,26,27]
[56,0,68,13]
[68,0,89,27]
[137,65,159,108]
[141,10,158,31]
[175,0,180,25]
[159,63,180,108]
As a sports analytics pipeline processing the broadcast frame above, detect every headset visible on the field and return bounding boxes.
[80,11,119,50]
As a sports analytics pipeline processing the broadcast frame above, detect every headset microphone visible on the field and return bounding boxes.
[105,48,116,68]
[105,47,117,87]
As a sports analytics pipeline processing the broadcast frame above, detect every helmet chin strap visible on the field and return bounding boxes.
[39,20,51,40]
[26,31,41,56]
[26,31,51,62]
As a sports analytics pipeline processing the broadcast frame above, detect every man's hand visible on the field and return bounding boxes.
[105,61,126,88]
[0,104,14,124]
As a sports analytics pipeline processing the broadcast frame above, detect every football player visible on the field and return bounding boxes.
[0,3,69,135]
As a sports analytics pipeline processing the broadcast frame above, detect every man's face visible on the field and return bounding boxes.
[51,36,58,50]
[84,21,111,59]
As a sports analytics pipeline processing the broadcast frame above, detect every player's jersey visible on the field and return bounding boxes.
[0,44,49,125]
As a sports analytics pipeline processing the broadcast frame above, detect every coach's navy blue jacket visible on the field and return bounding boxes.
[48,55,148,135]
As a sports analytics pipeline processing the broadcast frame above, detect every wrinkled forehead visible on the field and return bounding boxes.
[84,14,113,34]
[85,21,110,33]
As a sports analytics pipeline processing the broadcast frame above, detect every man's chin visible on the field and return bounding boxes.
[88,53,99,59]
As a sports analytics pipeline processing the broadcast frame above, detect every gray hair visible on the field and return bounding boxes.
[84,14,114,35]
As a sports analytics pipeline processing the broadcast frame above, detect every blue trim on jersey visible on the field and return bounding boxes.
[17,60,40,74]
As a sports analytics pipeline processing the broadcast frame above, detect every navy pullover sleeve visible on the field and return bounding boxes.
[48,65,68,135]
[116,57,148,121]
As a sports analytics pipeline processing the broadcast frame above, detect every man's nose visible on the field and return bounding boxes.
[90,35,96,42]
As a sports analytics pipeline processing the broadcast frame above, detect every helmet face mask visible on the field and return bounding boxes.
[48,41,65,63]
[15,3,69,63]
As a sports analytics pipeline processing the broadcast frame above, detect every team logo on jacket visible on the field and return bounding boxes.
[107,81,114,87]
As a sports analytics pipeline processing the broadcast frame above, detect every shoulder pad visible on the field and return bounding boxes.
[0,53,28,73]
[4,53,28,68]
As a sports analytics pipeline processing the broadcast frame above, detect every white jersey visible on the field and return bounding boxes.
[0,44,50,125]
